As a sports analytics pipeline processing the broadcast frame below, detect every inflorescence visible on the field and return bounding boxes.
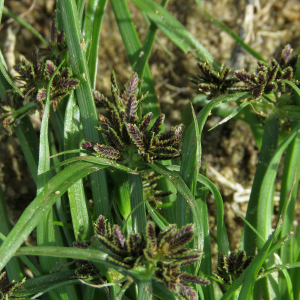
[0,21,79,135]
[213,251,263,286]
[190,45,298,100]
[96,216,208,300]
[82,71,184,165]
[73,216,209,300]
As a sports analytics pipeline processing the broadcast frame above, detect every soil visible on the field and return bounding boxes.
[1,0,300,262]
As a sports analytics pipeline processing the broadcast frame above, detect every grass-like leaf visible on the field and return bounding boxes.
[131,0,217,68]
[201,10,266,62]
[149,162,203,258]
[64,93,93,241]
[256,121,300,250]
[36,60,64,275]
[2,6,48,45]
[0,161,104,272]
[0,186,24,282]
[84,0,109,88]
[57,0,110,219]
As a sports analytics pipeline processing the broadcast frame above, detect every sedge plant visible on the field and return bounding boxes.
[0,1,300,300]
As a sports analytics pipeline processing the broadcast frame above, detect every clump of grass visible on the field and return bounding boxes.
[0,1,300,300]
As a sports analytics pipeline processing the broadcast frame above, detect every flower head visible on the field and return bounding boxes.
[94,216,209,298]
[82,71,184,165]
[191,45,299,101]
[190,62,237,98]
[13,53,79,112]
[213,251,263,285]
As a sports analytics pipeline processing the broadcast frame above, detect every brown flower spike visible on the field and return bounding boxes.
[94,216,209,300]
[82,71,184,165]
[191,45,299,100]
[213,251,263,285]
[0,21,80,135]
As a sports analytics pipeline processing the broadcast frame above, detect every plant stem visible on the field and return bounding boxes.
[279,121,300,298]
[14,116,39,183]
[138,279,153,300]
[57,0,110,220]
[129,173,146,233]
[243,115,280,255]
[0,185,24,281]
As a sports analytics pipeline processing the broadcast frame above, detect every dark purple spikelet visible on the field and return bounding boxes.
[106,127,125,150]
[95,215,107,237]
[81,141,97,151]
[93,144,121,160]
[243,256,254,270]
[180,273,209,285]
[169,224,194,252]
[122,72,138,104]
[282,67,293,81]
[66,79,80,88]
[146,222,158,252]
[98,114,112,131]
[127,124,145,153]
[37,88,47,101]
[113,225,126,249]
[125,95,138,123]
[148,114,165,136]
[45,60,56,78]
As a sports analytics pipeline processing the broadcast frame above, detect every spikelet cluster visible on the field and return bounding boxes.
[0,21,79,135]
[94,216,209,299]
[82,71,184,165]
[213,251,263,285]
[191,45,298,100]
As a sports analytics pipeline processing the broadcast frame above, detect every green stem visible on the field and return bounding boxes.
[243,115,280,255]
[13,101,37,118]
[138,279,152,300]
[64,93,93,241]
[0,185,24,281]
[57,0,110,220]
[197,195,215,300]
[110,171,132,233]
[84,0,109,88]
[129,173,146,233]
[0,0,3,24]
[134,0,177,225]
[279,121,300,298]
[134,0,169,79]
[36,62,63,276]
[14,116,39,184]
